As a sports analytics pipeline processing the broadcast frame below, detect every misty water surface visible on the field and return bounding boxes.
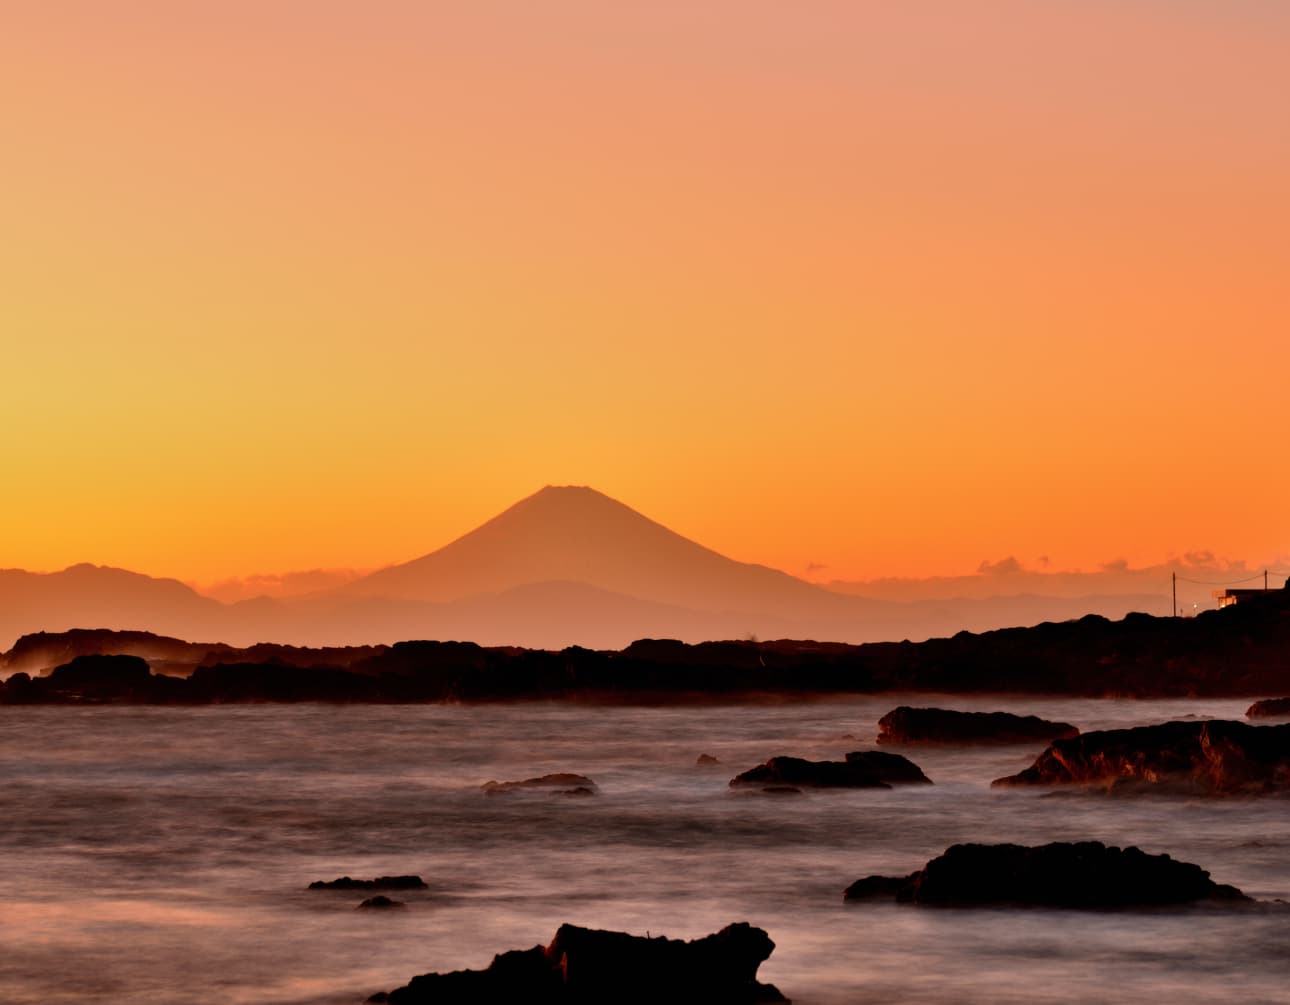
[0,694,1286,1004]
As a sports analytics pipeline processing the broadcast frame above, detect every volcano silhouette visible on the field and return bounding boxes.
[341,485,850,619]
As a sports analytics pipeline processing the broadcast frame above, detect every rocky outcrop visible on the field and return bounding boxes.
[37,654,183,702]
[877,706,1078,744]
[1247,697,1290,718]
[309,876,427,891]
[844,841,1248,907]
[370,922,787,1004]
[991,720,1290,793]
[481,773,598,795]
[729,752,930,789]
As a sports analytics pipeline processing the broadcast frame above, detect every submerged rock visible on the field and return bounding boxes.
[482,773,597,794]
[844,841,1248,907]
[730,752,930,789]
[696,754,721,766]
[309,875,427,891]
[372,922,787,1004]
[358,895,406,910]
[991,719,1290,793]
[1247,697,1290,718]
[877,706,1079,745]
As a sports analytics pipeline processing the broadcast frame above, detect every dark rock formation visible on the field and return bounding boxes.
[729,752,930,789]
[696,753,721,766]
[843,750,935,783]
[372,922,787,1004]
[1247,697,1290,718]
[991,719,1290,793]
[39,654,179,702]
[2,628,232,677]
[482,773,598,794]
[844,841,1248,907]
[358,896,406,910]
[309,875,427,891]
[877,706,1079,744]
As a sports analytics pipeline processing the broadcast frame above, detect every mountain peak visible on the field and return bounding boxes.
[343,485,833,615]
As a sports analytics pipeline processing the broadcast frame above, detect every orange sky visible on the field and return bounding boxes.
[3,2,1288,584]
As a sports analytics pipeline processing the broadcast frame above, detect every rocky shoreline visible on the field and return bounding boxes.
[3,581,1290,703]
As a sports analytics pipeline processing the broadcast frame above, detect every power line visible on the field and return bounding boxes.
[1174,573,1268,586]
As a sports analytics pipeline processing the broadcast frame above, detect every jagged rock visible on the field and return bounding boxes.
[1247,697,1290,718]
[696,754,721,766]
[358,896,406,910]
[991,719,1290,793]
[844,841,1248,907]
[729,752,930,789]
[309,875,427,891]
[877,706,1079,744]
[373,922,787,1004]
[482,773,597,794]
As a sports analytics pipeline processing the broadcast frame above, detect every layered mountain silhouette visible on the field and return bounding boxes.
[343,486,857,618]
[0,486,1167,652]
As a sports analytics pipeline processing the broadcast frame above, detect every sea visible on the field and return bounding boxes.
[1,694,1286,1004]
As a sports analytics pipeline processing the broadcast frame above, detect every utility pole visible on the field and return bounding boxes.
[1265,569,1269,592]
[1172,572,1177,617]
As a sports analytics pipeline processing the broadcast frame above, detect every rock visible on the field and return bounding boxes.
[760,786,804,796]
[843,750,934,783]
[729,752,930,789]
[841,873,919,901]
[374,922,787,1004]
[1247,697,1290,718]
[482,773,597,794]
[696,754,721,766]
[877,706,1079,744]
[844,841,1249,907]
[42,654,156,701]
[358,895,406,910]
[309,875,428,891]
[555,786,596,798]
[991,720,1290,793]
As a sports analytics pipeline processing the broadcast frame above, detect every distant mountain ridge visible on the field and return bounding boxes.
[0,487,1169,652]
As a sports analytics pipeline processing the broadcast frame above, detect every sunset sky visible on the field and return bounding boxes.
[4,2,1287,585]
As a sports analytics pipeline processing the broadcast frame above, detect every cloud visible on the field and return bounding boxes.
[1100,558,1130,573]
[976,556,1024,576]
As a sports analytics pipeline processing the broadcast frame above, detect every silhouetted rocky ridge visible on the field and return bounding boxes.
[3,583,1288,702]
[368,922,787,1004]
[843,841,1249,907]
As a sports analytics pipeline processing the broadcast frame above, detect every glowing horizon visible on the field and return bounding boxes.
[4,2,1287,584]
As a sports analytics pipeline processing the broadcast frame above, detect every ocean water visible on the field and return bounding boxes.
[0,694,1286,1004]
